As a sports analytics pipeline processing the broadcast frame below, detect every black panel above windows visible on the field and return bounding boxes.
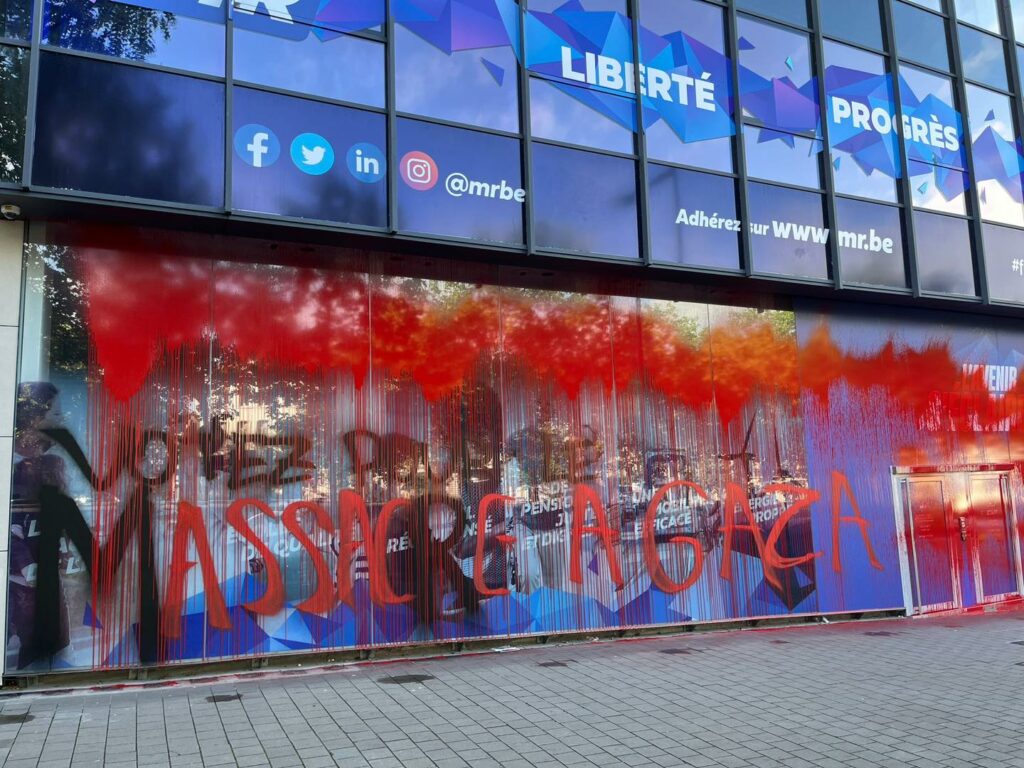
[531,143,639,261]
[33,53,225,208]
[914,210,978,296]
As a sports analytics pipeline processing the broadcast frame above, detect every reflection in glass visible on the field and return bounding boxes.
[834,197,907,288]
[0,0,31,39]
[736,0,807,27]
[914,211,977,295]
[532,143,639,259]
[1013,0,1024,43]
[395,19,518,132]
[893,1,950,71]
[954,0,1001,32]
[966,85,1024,226]
[234,26,384,108]
[982,223,1024,302]
[43,0,225,76]
[0,45,28,184]
[824,42,899,202]
[743,126,822,189]
[747,182,829,281]
[957,25,1007,90]
[647,165,740,270]
[33,53,224,207]
[530,78,635,154]
[818,0,883,50]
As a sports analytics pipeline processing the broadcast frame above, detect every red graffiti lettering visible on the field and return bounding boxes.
[763,484,823,572]
[570,485,624,589]
[831,471,883,573]
[474,494,517,597]
[720,483,779,590]
[226,499,285,616]
[282,501,335,614]
[163,501,230,638]
[373,499,414,605]
[642,481,707,593]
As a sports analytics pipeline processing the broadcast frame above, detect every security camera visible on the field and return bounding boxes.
[1,204,21,221]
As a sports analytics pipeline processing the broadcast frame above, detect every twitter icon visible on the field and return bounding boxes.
[290,132,335,176]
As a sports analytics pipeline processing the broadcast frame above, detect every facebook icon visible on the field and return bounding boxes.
[234,124,280,168]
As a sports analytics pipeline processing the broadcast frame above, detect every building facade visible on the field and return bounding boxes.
[1,0,1023,678]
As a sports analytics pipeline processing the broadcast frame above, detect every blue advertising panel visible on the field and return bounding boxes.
[738,17,822,189]
[396,118,524,244]
[647,165,740,271]
[393,0,520,132]
[834,197,906,289]
[532,143,638,259]
[32,53,225,207]
[824,41,900,203]
[111,0,383,35]
[965,85,1024,228]
[234,20,385,106]
[232,87,386,227]
[747,182,829,281]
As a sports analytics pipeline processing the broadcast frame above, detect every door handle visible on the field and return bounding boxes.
[958,516,968,542]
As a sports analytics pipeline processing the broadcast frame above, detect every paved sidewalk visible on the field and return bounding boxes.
[0,611,1022,768]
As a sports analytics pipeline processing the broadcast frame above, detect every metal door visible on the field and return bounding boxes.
[895,466,1023,614]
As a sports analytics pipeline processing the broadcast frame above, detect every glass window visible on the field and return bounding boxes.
[818,0,884,50]
[954,0,1001,32]
[43,0,226,76]
[647,165,740,270]
[738,17,821,187]
[0,45,28,184]
[532,143,639,259]
[957,26,1008,89]
[824,42,899,202]
[232,87,386,227]
[905,0,943,9]
[893,1,950,71]
[747,182,829,280]
[396,118,524,245]
[234,25,384,108]
[914,211,977,295]
[834,197,907,288]
[530,78,635,154]
[965,85,1023,226]
[394,2,519,132]
[900,65,968,214]
[0,0,31,40]
[982,223,1024,302]
[743,126,822,188]
[33,53,225,207]
[736,0,807,27]
[638,0,734,173]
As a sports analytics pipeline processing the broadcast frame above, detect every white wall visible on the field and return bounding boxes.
[0,220,24,683]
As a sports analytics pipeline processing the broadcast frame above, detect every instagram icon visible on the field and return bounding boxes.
[400,151,439,191]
